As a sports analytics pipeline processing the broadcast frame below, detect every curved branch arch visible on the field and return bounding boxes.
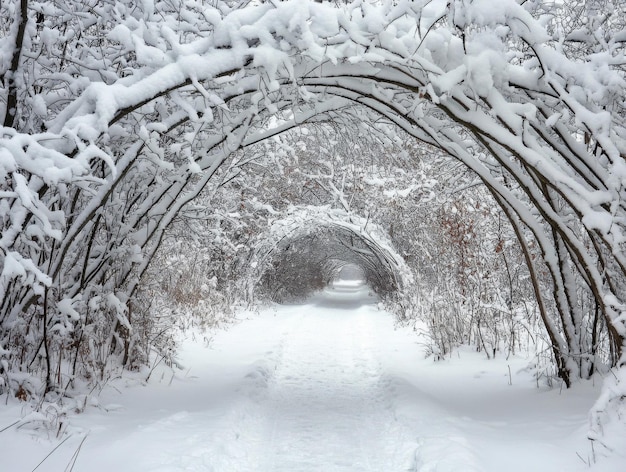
[1,0,625,448]
[244,205,413,303]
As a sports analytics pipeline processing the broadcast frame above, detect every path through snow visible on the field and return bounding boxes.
[250,294,418,471]
[1,281,618,471]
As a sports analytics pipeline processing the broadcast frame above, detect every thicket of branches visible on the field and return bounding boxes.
[1,0,625,454]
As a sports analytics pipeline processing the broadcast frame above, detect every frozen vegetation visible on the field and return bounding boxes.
[1,0,626,469]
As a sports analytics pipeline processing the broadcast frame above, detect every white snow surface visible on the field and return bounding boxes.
[1,281,623,471]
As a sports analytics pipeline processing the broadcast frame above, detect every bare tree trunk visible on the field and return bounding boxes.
[2,0,28,128]
[42,288,52,394]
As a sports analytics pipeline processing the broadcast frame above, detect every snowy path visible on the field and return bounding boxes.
[188,284,484,471]
[1,282,613,471]
[251,304,416,471]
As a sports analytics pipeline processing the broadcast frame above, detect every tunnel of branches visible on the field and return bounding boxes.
[2,0,626,444]
[256,225,403,304]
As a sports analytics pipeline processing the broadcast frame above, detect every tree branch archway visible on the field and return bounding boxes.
[1,0,625,451]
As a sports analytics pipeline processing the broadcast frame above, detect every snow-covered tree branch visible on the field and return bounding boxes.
[1,0,625,457]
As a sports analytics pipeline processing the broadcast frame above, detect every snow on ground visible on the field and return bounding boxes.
[0,280,623,471]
